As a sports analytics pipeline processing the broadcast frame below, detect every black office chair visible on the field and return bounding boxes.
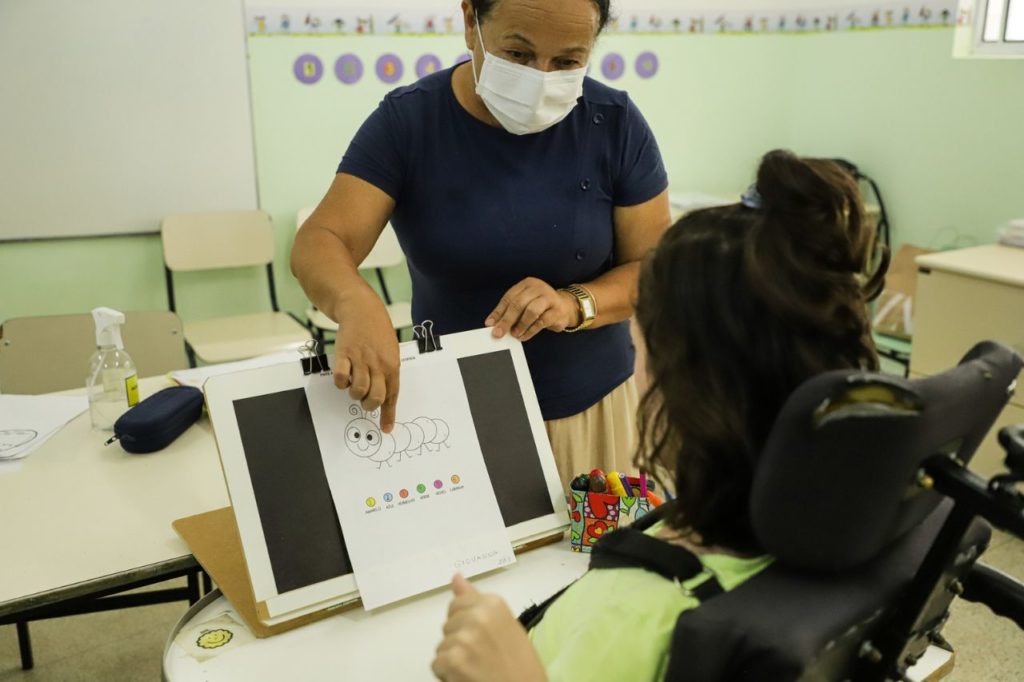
[663,340,1023,681]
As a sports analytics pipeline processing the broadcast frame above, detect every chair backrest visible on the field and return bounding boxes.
[751,340,1021,571]
[296,207,404,270]
[162,210,274,272]
[0,311,189,394]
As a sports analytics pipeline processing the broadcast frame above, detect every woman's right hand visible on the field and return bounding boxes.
[332,289,401,433]
[291,173,402,431]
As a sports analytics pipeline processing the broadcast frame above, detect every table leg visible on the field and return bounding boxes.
[187,571,200,605]
[16,621,34,670]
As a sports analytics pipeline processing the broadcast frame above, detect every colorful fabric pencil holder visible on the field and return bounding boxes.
[569,490,652,553]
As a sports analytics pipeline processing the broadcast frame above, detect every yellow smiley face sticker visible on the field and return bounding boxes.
[196,628,233,650]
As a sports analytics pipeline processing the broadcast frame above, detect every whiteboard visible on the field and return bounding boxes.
[0,0,257,241]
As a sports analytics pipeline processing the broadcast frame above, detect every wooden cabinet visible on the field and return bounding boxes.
[911,245,1024,476]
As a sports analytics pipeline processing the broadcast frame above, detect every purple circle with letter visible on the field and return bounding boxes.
[334,54,363,84]
[416,54,443,79]
[433,479,443,489]
[601,53,625,80]
[454,52,472,66]
[635,51,659,79]
[293,54,323,84]
[376,54,404,83]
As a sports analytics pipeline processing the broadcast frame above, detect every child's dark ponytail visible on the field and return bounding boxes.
[744,150,879,361]
[754,149,870,272]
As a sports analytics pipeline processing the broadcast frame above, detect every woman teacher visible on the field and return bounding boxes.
[291,0,671,485]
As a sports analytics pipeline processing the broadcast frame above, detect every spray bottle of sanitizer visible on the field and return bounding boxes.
[87,307,140,430]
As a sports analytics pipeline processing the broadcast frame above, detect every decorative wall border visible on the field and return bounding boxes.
[247,3,960,37]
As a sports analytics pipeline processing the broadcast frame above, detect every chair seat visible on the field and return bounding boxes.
[184,312,311,364]
[306,302,413,333]
[873,331,912,357]
[386,302,413,330]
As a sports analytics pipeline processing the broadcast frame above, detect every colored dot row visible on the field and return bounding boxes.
[294,50,660,86]
[600,51,659,80]
[366,474,461,508]
[294,52,468,85]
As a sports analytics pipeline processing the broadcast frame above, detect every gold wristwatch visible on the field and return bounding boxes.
[560,284,597,333]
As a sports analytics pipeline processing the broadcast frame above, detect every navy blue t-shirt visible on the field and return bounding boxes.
[338,67,667,420]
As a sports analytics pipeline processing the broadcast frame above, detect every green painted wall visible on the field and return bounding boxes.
[3,29,1021,325]
[778,31,1024,250]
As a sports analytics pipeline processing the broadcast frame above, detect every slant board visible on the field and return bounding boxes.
[0,0,257,241]
[204,329,567,624]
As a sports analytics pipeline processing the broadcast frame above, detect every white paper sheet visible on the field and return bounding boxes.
[0,395,89,461]
[306,354,515,610]
[170,351,298,388]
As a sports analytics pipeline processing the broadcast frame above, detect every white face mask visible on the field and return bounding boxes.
[470,17,587,135]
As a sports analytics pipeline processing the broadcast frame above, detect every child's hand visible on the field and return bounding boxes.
[431,574,548,682]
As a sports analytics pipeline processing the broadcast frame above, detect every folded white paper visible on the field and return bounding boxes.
[0,395,89,460]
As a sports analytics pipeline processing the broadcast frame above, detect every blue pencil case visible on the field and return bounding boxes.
[108,386,204,454]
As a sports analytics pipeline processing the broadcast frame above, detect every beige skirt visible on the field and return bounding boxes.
[544,377,639,489]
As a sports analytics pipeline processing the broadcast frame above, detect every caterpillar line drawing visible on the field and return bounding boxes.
[0,429,38,456]
[344,405,451,468]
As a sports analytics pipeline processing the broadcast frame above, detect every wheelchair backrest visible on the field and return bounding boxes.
[751,340,1020,570]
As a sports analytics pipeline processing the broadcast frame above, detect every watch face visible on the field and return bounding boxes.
[580,298,596,318]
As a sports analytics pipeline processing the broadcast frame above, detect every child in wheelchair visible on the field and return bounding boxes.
[431,148,893,682]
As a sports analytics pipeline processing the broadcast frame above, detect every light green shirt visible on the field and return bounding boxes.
[529,523,773,682]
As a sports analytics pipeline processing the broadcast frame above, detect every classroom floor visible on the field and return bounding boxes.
[1,534,1022,681]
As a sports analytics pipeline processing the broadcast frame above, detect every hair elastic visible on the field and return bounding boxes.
[740,185,763,210]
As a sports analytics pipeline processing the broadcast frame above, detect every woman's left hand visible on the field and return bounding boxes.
[431,575,547,682]
[485,277,580,341]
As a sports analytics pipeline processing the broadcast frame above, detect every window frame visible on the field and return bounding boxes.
[959,0,1024,57]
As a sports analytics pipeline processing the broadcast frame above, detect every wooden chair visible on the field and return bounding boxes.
[0,311,188,394]
[161,210,311,366]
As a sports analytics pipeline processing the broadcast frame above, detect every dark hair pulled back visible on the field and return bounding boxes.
[471,0,612,33]
[634,149,880,553]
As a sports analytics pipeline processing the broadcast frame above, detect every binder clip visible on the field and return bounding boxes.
[413,320,442,354]
[300,339,330,375]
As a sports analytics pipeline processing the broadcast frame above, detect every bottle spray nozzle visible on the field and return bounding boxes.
[92,307,126,349]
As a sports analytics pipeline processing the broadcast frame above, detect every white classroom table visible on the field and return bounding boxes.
[163,543,589,682]
[2,375,957,680]
[162,542,954,682]
[0,376,229,619]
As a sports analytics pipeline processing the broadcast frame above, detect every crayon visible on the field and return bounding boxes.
[570,474,590,491]
[606,471,627,496]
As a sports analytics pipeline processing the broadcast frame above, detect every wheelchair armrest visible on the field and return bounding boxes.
[962,561,1024,630]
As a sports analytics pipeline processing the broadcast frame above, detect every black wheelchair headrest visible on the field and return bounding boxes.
[751,341,1021,570]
